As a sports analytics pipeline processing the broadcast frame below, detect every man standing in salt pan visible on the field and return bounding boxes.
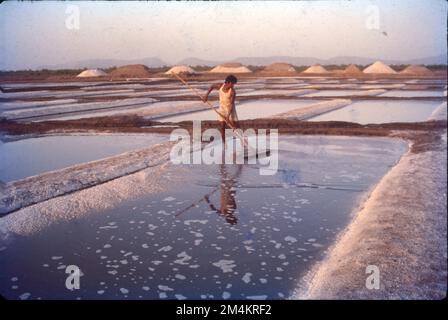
[203,75,239,140]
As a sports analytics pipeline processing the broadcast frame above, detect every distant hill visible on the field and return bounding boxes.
[35,54,446,70]
[229,54,447,66]
[177,57,224,67]
[406,54,447,65]
[39,57,168,70]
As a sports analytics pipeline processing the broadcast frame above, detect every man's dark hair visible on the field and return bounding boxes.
[225,75,237,84]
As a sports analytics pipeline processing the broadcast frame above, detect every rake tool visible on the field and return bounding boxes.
[171,73,255,155]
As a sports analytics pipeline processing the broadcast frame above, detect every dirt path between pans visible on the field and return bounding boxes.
[0,115,446,135]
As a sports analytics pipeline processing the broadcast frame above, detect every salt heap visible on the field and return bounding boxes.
[165,65,197,75]
[400,65,433,76]
[363,61,397,74]
[302,64,328,74]
[76,69,107,77]
[209,63,252,73]
[110,64,151,78]
[343,64,362,74]
[262,62,296,73]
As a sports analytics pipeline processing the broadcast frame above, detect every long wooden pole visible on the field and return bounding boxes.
[171,73,250,149]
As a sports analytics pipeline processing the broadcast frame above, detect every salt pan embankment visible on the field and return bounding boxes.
[274,99,352,120]
[292,110,447,299]
[0,141,175,215]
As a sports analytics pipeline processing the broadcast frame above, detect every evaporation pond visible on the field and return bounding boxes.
[309,100,441,124]
[378,90,445,98]
[160,100,313,122]
[0,135,407,299]
[0,134,167,182]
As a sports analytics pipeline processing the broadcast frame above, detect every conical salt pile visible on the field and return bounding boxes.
[110,64,151,78]
[343,64,362,74]
[262,62,296,73]
[165,65,197,75]
[400,65,433,75]
[76,69,107,77]
[363,61,397,74]
[209,63,252,73]
[302,64,328,74]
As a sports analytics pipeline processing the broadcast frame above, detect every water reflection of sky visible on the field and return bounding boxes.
[0,134,168,182]
[309,100,441,124]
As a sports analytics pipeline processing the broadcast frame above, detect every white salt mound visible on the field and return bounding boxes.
[363,61,397,74]
[302,65,328,74]
[400,65,433,75]
[76,69,107,77]
[209,63,252,73]
[165,65,197,75]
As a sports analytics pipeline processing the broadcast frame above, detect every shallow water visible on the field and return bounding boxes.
[0,135,407,299]
[160,99,314,122]
[0,134,167,182]
[378,90,445,97]
[309,100,441,124]
[237,89,310,97]
[303,90,372,97]
[56,100,205,121]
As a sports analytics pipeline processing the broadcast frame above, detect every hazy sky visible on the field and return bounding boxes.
[0,0,446,70]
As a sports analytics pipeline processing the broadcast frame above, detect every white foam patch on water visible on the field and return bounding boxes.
[175,294,187,300]
[158,245,173,252]
[190,231,204,238]
[174,251,192,265]
[212,260,236,273]
[246,295,267,300]
[120,288,129,294]
[158,285,174,291]
[222,292,231,299]
[19,293,31,300]
[284,236,297,243]
[175,274,186,280]
[184,220,208,226]
[242,272,253,284]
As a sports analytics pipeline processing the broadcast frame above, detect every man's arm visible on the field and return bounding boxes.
[203,83,221,102]
[227,88,236,115]
[230,88,236,107]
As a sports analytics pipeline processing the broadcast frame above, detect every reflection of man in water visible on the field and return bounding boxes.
[204,164,242,225]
